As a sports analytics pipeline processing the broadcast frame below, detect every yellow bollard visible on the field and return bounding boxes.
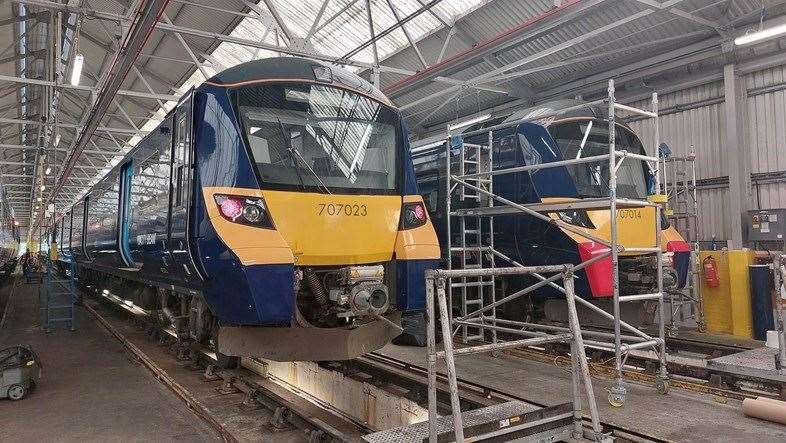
[699,249,754,338]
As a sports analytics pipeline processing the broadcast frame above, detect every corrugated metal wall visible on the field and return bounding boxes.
[627,65,786,244]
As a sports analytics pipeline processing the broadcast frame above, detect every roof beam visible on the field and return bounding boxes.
[0,13,40,27]
[383,0,608,98]
[398,6,660,112]
[338,0,445,62]
[0,116,146,135]
[161,13,211,80]
[40,0,172,232]
[11,0,497,97]
[0,74,178,101]
[256,0,292,42]
[386,0,427,68]
[632,0,722,31]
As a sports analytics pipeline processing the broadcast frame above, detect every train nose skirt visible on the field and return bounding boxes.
[218,312,402,361]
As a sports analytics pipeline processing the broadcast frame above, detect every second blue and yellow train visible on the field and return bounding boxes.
[413,100,689,320]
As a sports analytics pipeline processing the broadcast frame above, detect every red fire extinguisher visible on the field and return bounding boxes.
[703,256,720,288]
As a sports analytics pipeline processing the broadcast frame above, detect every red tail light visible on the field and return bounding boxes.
[401,202,428,230]
[218,198,243,220]
[214,195,274,229]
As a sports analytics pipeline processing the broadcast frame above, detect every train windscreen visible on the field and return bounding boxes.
[236,83,400,194]
[549,119,649,199]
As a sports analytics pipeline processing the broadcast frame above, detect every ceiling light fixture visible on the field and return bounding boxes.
[70,54,84,86]
[735,23,786,46]
[447,113,492,131]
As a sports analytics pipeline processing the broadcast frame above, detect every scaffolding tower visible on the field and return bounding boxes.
[443,79,669,407]
[660,150,706,334]
[426,266,606,442]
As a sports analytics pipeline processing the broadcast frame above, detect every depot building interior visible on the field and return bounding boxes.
[3,0,786,441]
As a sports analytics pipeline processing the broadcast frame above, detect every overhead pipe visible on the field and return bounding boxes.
[34,0,171,233]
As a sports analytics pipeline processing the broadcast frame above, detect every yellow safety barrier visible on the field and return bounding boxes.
[699,250,754,338]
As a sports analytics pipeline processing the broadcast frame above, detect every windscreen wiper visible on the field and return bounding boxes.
[276,118,306,191]
[276,118,332,195]
[288,145,332,195]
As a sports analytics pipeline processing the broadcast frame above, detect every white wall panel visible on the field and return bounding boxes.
[696,187,730,243]
[747,88,786,174]
[753,182,786,210]
[625,70,786,242]
[628,81,726,181]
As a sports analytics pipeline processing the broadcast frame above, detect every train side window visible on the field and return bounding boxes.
[425,190,438,213]
[173,114,187,207]
[517,134,542,166]
[175,166,184,207]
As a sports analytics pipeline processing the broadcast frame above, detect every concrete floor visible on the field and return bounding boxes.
[379,343,786,442]
[0,276,219,442]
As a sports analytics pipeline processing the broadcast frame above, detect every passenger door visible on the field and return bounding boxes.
[167,92,196,281]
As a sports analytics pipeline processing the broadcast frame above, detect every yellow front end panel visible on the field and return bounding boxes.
[394,195,440,260]
[543,197,657,252]
[203,187,294,265]
[262,190,401,266]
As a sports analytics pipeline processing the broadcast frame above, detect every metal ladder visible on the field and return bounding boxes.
[451,134,497,343]
[40,259,77,332]
[661,149,705,333]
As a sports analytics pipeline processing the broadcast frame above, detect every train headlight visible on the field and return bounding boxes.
[400,202,428,230]
[556,210,594,229]
[242,204,262,223]
[214,195,274,229]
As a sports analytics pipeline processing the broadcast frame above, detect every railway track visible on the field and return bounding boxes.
[501,321,780,401]
[82,284,673,442]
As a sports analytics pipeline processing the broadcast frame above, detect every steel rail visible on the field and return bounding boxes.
[83,302,236,442]
[83,295,369,441]
[362,352,670,443]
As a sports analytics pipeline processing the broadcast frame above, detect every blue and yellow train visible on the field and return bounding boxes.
[51,57,439,363]
[413,101,689,319]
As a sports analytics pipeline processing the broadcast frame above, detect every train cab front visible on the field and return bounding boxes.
[195,62,439,361]
[543,117,690,299]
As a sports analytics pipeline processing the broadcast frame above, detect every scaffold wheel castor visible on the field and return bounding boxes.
[655,376,670,395]
[697,320,707,333]
[7,384,27,400]
[607,384,626,408]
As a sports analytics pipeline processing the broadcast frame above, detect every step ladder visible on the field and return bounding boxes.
[660,149,705,333]
[40,259,77,332]
[449,134,497,343]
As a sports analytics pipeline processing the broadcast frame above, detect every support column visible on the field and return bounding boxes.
[723,63,751,249]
